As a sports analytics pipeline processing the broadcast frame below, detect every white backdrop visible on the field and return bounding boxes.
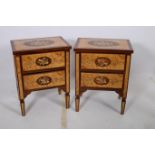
[0,26,155,128]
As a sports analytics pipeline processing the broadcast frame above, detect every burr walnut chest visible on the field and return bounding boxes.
[11,36,71,116]
[74,38,133,114]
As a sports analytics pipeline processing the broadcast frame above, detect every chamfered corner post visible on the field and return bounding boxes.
[14,55,26,116]
[75,52,80,112]
[121,54,131,115]
[65,51,70,109]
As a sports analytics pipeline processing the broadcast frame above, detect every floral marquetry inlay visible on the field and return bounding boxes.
[11,37,71,53]
[81,73,123,88]
[88,40,119,47]
[94,76,109,85]
[36,76,52,85]
[23,71,65,90]
[81,53,125,70]
[24,40,54,47]
[74,38,133,52]
[36,56,52,66]
[95,57,111,67]
[22,51,65,71]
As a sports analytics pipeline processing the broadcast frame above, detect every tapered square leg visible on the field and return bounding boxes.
[20,100,25,116]
[121,98,126,115]
[65,93,70,109]
[75,97,80,112]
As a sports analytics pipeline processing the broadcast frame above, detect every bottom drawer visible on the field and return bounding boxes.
[23,70,65,90]
[81,73,123,89]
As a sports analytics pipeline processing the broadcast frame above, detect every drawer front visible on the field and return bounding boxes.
[22,51,65,72]
[23,71,65,90]
[81,53,125,70]
[81,73,123,89]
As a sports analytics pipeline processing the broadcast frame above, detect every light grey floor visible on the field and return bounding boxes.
[0,26,155,128]
[1,73,155,129]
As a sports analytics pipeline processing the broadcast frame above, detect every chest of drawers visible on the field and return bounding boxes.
[74,38,133,114]
[11,36,71,116]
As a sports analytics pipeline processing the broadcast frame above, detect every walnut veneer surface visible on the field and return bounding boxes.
[74,38,133,114]
[11,36,71,116]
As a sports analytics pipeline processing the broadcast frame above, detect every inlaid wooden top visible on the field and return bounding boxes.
[11,36,71,55]
[74,38,133,53]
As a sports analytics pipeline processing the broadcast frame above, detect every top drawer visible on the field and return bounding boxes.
[21,51,65,72]
[81,53,125,71]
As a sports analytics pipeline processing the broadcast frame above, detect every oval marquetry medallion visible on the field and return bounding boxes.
[88,40,119,47]
[95,57,111,67]
[24,40,54,47]
[36,56,52,66]
[36,76,52,85]
[94,76,109,85]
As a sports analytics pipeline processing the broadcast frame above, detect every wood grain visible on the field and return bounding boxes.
[75,53,80,95]
[123,55,131,98]
[11,37,71,52]
[22,51,65,71]
[15,56,24,99]
[81,53,125,70]
[75,53,80,112]
[65,51,70,92]
[75,38,133,52]
[65,51,70,108]
[23,71,65,90]
[81,73,123,89]
[11,37,71,116]
[74,38,133,113]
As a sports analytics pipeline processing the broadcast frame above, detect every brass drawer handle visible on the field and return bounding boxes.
[36,56,52,66]
[94,76,109,85]
[36,76,52,85]
[95,57,111,67]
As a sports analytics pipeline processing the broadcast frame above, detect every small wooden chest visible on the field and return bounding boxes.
[74,38,133,114]
[11,36,71,116]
